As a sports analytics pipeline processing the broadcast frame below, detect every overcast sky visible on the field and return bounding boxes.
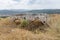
[0,0,60,10]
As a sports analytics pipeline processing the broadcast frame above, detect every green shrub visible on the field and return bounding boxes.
[21,19,29,28]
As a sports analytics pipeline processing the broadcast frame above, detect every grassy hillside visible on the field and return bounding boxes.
[0,14,60,40]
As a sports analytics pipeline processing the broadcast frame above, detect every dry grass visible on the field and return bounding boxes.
[0,14,60,40]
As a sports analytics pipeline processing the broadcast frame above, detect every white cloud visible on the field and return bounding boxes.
[0,0,60,10]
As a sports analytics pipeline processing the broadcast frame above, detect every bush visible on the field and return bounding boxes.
[20,19,29,28]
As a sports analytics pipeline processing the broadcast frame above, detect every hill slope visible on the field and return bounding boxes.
[0,14,60,40]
